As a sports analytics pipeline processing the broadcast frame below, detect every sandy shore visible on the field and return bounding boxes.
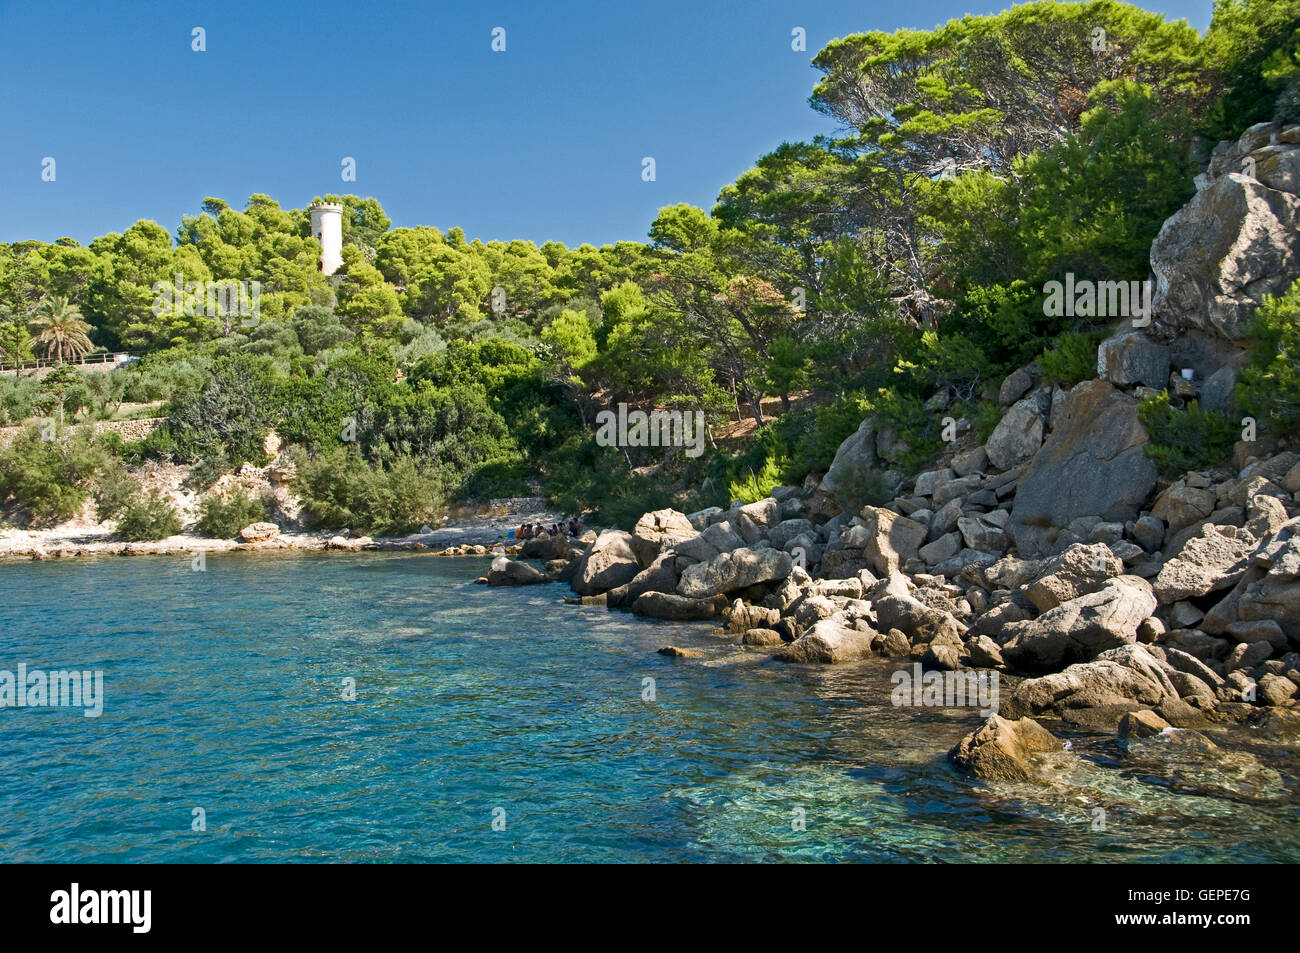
[0,508,568,561]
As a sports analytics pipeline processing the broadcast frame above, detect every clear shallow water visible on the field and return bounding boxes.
[0,551,1297,863]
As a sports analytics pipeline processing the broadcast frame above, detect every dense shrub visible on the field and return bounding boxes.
[1237,277,1300,431]
[590,480,679,531]
[829,466,894,515]
[963,399,1004,444]
[116,490,183,541]
[1037,331,1102,388]
[0,375,41,426]
[195,489,269,538]
[941,281,1050,373]
[166,353,282,468]
[1138,393,1238,476]
[293,448,443,536]
[0,427,112,525]
[790,397,869,479]
[862,389,942,472]
[728,453,790,504]
[93,460,139,522]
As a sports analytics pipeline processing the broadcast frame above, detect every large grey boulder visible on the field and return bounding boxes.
[1022,542,1124,612]
[768,518,815,550]
[672,520,746,562]
[775,619,875,664]
[677,546,793,599]
[521,534,571,560]
[1152,126,1300,342]
[957,511,1010,553]
[819,418,876,496]
[572,529,641,595]
[918,532,962,565]
[859,506,927,575]
[914,467,955,498]
[985,395,1044,471]
[999,365,1036,406]
[1010,380,1158,556]
[1237,580,1300,644]
[727,600,782,633]
[686,506,723,531]
[606,552,682,609]
[735,498,781,544]
[487,558,547,587]
[1003,644,1179,716]
[874,590,965,645]
[1152,524,1260,604]
[1097,330,1170,389]
[1002,578,1158,671]
[1150,481,1218,536]
[629,508,697,567]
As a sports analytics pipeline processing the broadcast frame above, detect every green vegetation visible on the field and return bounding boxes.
[92,460,140,523]
[729,452,792,505]
[195,489,270,538]
[291,449,444,536]
[115,490,182,541]
[3,1,1298,530]
[1038,332,1105,388]
[0,427,112,525]
[1138,393,1239,475]
[1238,276,1300,430]
[829,467,895,516]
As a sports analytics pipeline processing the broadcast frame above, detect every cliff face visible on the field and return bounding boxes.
[1140,121,1300,420]
[1153,123,1300,344]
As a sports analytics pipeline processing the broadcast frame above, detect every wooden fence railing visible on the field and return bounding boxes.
[0,353,136,374]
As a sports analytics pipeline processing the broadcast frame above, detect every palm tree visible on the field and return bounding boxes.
[27,295,93,364]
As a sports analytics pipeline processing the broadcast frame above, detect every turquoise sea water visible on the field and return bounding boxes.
[0,551,1297,863]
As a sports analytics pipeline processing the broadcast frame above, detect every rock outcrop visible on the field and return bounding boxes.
[1153,122,1300,342]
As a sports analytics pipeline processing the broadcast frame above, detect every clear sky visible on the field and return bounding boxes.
[0,0,1214,249]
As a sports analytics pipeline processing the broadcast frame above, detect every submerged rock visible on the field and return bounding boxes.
[1118,709,1171,742]
[657,645,702,658]
[948,715,1063,782]
[631,591,726,621]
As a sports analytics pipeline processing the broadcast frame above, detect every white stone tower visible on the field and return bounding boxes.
[309,202,344,276]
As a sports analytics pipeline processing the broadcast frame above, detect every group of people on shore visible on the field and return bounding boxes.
[515,518,583,540]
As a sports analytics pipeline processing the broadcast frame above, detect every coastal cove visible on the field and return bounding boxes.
[1,551,1296,863]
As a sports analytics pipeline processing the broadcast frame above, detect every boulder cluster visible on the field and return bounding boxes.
[477,122,1300,780]
[502,434,1300,728]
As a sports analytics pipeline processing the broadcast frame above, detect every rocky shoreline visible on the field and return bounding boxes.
[472,122,1300,784]
[0,515,555,561]
[480,452,1300,782]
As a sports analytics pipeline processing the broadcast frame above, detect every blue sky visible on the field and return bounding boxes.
[0,0,1214,248]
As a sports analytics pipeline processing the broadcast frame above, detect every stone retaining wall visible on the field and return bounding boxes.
[0,417,163,447]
